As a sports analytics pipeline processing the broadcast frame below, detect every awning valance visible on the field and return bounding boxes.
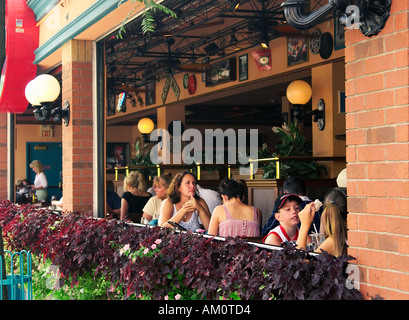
[0,0,39,113]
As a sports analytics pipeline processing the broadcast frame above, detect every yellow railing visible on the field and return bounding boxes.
[248,156,346,180]
[111,163,234,181]
[109,156,345,181]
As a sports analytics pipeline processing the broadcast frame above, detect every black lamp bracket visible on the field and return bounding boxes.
[282,0,391,37]
[293,99,325,130]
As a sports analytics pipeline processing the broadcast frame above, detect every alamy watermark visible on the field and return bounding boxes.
[149,121,258,175]
[341,5,362,30]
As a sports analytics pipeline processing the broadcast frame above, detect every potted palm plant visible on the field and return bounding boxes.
[260,122,326,179]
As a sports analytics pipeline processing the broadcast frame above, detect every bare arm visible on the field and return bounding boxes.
[208,206,222,236]
[296,202,315,250]
[120,198,129,221]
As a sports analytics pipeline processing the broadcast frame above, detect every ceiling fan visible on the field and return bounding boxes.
[243,0,314,47]
[147,38,213,74]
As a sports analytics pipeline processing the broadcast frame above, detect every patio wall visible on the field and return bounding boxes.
[345,1,409,299]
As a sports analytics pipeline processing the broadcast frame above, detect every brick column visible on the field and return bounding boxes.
[345,2,409,299]
[0,113,7,200]
[61,40,93,213]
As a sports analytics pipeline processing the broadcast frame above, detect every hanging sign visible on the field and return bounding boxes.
[251,49,272,71]
[161,76,180,104]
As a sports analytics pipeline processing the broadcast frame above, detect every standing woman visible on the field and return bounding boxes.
[29,160,48,201]
[159,171,211,231]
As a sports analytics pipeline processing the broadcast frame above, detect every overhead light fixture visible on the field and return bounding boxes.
[230,33,238,45]
[204,42,220,55]
[25,74,70,126]
[286,80,325,130]
[138,117,155,143]
[227,0,240,11]
[260,30,269,48]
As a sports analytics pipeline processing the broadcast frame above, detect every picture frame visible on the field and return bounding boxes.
[287,37,309,67]
[334,16,346,50]
[107,94,115,116]
[238,54,248,81]
[106,143,129,169]
[145,80,156,106]
[202,57,209,82]
[205,57,237,87]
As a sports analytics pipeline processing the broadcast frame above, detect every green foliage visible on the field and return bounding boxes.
[260,122,326,179]
[117,0,177,39]
[129,137,156,179]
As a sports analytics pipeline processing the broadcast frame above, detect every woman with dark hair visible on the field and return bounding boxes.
[208,178,261,237]
[158,171,211,231]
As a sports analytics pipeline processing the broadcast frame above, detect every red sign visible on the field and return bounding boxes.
[0,0,39,113]
[251,49,272,71]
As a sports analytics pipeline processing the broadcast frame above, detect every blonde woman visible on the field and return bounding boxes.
[29,160,48,201]
[142,173,173,224]
[297,188,348,257]
[120,171,151,222]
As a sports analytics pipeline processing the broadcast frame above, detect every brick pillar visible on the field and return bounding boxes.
[345,2,409,299]
[61,40,93,213]
[0,113,7,200]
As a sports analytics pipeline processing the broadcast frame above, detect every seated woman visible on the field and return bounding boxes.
[208,178,261,238]
[297,188,348,257]
[158,171,211,231]
[120,171,151,223]
[142,173,173,225]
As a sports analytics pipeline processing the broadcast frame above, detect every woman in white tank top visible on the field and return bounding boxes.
[158,171,211,231]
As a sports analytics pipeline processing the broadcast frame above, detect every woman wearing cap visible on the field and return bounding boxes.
[297,188,348,257]
[263,194,309,246]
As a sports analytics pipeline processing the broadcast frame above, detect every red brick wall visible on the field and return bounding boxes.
[345,2,409,299]
[61,40,94,213]
[0,113,8,200]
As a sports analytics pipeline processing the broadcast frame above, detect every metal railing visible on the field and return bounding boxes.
[248,156,346,179]
[109,156,345,181]
[110,163,235,181]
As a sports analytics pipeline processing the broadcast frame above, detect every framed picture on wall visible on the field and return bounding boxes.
[334,16,346,50]
[145,81,155,106]
[287,37,309,66]
[238,54,248,81]
[107,95,116,116]
[106,143,129,169]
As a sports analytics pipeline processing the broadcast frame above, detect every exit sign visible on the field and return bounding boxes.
[40,125,54,138]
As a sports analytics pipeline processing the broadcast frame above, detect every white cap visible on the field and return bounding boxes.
[337,168,347,188]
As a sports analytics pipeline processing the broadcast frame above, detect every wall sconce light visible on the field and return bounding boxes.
[286,80,312,106]
[25,74,70,126]
[286,80,325,130]
[138,117,155,143]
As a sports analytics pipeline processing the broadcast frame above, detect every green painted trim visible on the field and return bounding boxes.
[27,0,60,21]
[33,0,127,64]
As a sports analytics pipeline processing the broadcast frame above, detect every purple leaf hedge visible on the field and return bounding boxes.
[0,200,363,300]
